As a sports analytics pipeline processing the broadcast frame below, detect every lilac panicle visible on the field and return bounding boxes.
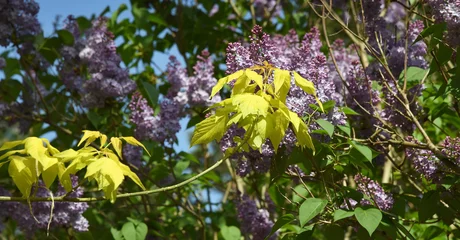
[426,0,460,47]
[3,176,89,235]
[354,174,394,211]
[0,0,41,47]
[236,195,277,240]
[57,16,136,108]
[405,137,440,180]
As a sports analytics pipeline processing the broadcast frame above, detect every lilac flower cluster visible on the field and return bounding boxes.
[0,0,41,47]
[441,136,460,166]
[369,15,427,133]
[426,0,460,47]
[129,51,221,144]
[345,60,381,138]
[253,0,282,19]
[354,174,394,211]
[222,26,346,175]
[0,176,89,235]
[123,144,144,171]
[405,137,440,180]
[57,16,136,108]
[235,195,277,240]
[0,57,6,69]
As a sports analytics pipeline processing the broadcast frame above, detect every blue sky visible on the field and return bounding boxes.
[36,0,193,152]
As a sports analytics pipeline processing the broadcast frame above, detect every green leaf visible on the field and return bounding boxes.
[121,222,136,240]
[220,225,241,240]
[341,107,360,115]
[174,159,190,176]
[266,214,295,239]
[422,226,444,240]
[350,141,373,162]
[190,115,228,146]
[299,198,328,226]
[399,66,428,88]
[315,119,334,137]
[337,124,351,137]
[111,227,124,240]
[56,30,75,46]
[414,23,446,44]
[86,111,104,128]
[148,13,167,26]
[111,3,128,25]
[333,209,354,222]
[354,207,382,236]
[419,190,439,222]
[141,81,159,107]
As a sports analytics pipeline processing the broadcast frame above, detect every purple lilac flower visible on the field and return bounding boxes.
[0,57,6,69]
[371,21,427,133]
[405,137,440,180]
[354,174,394,211]
[328,39,360,93]
[57,16,136,108]
[441,136,460,166]
[0,0,41,47]
[166,51,221,108]
[253,0,282,19]
[6,176,89,235]
[122,144,144,171]
[79,18,136,107]
[426,0,460,47]
[235,195,277,240]
[346,60,381,138]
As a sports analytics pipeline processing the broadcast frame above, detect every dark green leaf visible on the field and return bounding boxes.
[419,190,439,222]
[56,30,75,46]
[341,107,360,115]
[299,198,328,226]
[111,3,128,25]
[354,207,382,236]
[422,226,444,240]
[187,115,203,129]
[178,151,200,164]
[149,14,167,26]
[337,124,351,137]
[333,209,354,222]
[350,141,373,162]
[141,81,159,107]
[265,214,295,240]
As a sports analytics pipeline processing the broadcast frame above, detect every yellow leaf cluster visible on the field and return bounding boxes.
[192,63,323,154]
[0,131,149,203]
